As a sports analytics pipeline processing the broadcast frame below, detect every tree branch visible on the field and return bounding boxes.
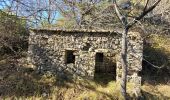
[128,0,161,28]
[113,0,128,27]
[114,3,122,20]
[143,0,150,12]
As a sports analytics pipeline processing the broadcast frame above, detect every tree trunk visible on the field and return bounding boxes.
[120,28,129,100]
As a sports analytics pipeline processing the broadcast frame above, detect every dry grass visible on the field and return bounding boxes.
[141,34,170,100]
[0,57,119,100]
[0,34,170,100]
[0,57,134,100]
[0,56,170,100]
[149,34,170,55]
[142,84,170,100]
[144,34,170,68]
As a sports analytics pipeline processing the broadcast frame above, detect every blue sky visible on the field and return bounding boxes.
[0,0,62,27]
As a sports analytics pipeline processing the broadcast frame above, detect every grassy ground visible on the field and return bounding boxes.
[0,57,121,100]
[0,56,169,100]
[0,34,170,100]
[141,34,170,100]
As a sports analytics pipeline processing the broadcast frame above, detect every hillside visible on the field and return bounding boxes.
[0,34,170,99]
[0,0,170,99]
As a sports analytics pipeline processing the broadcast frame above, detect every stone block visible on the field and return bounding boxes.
[28,29,143,87]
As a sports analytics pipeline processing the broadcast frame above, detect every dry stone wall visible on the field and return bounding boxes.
[28,29,143,86]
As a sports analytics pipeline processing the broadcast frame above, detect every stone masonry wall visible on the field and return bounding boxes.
[28,29,143,86]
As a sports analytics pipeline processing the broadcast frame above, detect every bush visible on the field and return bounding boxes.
[0,11,28,55]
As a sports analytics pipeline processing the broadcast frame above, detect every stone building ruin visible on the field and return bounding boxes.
[28,28,143,86]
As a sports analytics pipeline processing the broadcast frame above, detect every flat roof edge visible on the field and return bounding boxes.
[30,28,119,33]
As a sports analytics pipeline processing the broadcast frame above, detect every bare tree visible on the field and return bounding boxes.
[113,0,161,99]
[0,0,165,99]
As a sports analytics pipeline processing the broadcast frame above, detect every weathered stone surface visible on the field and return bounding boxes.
[28,29,143,86]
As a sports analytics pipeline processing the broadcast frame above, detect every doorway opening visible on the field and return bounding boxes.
[94,52,116,84]
[65,50,75,64]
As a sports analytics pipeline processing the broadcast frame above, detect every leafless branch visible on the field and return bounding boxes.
[128,0,161,28]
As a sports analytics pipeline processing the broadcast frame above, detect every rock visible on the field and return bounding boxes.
[28,29,143,89]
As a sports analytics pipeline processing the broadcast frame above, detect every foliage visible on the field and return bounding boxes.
[0,0,169,99]
[53,0,121,30]
[144,34,170,70]
[0,11,27,35]
[0,10,28,55]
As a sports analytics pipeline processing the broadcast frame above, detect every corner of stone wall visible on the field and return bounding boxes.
[128,73,142,97]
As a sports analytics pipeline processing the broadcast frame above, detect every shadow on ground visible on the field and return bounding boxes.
[0,55,118,99]
[142,90,170,100]
[0,57,53,98]
[138,43,170,100]
[94,73,115,86]
[140,43,170,85]
[0,43,170,99]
